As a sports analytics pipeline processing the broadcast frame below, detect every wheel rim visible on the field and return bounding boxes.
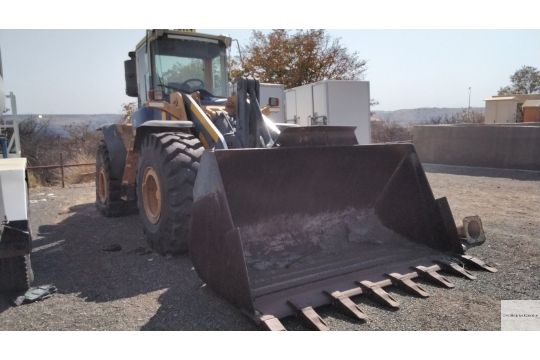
[142,166,161,224]
[98,169,107,203]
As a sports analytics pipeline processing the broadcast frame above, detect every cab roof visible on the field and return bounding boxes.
[135,30,232,51]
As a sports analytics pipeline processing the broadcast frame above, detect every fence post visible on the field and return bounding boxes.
[60,153,65,188]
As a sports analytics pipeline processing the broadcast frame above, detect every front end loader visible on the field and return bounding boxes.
[96,29,496,330]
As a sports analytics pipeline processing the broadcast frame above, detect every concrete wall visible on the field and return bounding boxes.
[412,123,540,171]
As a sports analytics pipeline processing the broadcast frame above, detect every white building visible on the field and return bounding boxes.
[485,94,540,123]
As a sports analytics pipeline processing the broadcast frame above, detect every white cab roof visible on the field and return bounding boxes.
[0,157,27,171]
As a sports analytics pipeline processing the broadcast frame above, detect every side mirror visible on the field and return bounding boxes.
[124,56,138,97]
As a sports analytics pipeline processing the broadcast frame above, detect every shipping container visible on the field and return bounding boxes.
[285,80,371,144]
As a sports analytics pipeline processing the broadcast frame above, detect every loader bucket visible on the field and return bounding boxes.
[190,143,471,329]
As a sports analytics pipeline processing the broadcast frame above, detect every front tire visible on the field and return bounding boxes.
[137,132,203,255]
[0,254,34,293]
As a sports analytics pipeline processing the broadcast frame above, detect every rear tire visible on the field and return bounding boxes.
[137,132,203,255]
[0,255,34,293]
[95,141,134,216]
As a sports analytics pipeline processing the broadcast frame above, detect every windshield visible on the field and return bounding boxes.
[153,35,228,97]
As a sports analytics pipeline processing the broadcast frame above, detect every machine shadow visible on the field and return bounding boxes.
[27,202,253,330]
[141,284,256,330]
[0,296,10,313]
[423,163,540,181]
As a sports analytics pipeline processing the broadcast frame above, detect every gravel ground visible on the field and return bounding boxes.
[0,165,538,331]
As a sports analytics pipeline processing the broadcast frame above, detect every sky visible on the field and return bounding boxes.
[0,29,539,114]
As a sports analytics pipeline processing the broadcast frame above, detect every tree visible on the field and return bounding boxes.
[121,102,137,124]
[428,109,484,124]
[370,120,412,143]
[161,60,204,84]
[498,66,540,95]
[234,29,367,89]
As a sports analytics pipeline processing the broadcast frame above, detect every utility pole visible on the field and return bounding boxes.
[468,86,472,122]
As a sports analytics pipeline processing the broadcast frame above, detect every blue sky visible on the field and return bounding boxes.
[0,29,538,114]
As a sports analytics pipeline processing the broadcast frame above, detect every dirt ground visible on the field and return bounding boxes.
[0,164,539,330]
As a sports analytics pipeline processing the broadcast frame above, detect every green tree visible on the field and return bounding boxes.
[121,102,137,124]
[161,60,204,84]
[498,65,540,95]
[234,29,367,89]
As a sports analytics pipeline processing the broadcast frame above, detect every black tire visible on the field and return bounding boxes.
[0,254,34,293]
[95,141,132,217]
[137,132,204,255]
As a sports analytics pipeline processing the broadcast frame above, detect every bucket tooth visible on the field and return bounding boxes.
[386,272,430,298]
[326,291,367,322]
[288,302,330,331]
[259,315,286,331]
[460,255,498,273]
[435,259,477,280]
[415,265,455,288]
[358,280,400,309]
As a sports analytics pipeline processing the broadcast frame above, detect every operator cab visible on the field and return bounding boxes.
[125,30,232,107]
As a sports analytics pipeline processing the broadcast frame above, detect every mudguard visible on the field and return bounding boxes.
[134,120,194,150]
[101,125,127,182]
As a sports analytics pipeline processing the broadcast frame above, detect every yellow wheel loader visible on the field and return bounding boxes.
[96,29,496,330]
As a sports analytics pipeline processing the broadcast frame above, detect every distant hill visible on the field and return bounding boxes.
[3,114,122,136]
[3,108,486,136]
[372,107,484,125]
